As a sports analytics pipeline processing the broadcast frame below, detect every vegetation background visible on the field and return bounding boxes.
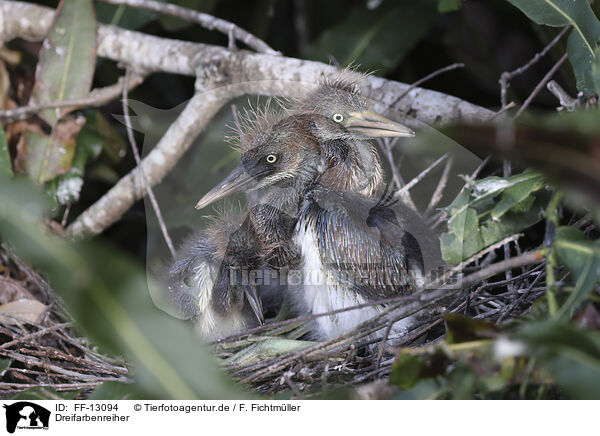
[0,0,599,399]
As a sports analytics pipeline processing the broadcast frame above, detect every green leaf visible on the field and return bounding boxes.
[0,175,247,400]
[0,126,12,178]
[445,314,498,344]
[31,0,97,126]
[440,171,548,264]
[440,203,481,264]
[517,321,600,399]
[554,226,600,319]
[491,174,546,220]
[303,1,438,74]
[592,46,600,94]
[89,381,147,400]
[506,0,600,93]
[390,353,425,390]
[438,0,463,13]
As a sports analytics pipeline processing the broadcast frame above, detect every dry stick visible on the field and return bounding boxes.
[0,322,72,350]
[395,153,448,198]
[1,3,494,238]
[215,241,532,344]
[377,137,417,210]
[67,88,226,238]
[496,270,546,324]
[425,156,453,216]
[375,320,394,370]
[0,382,105,390]
[98,0,279,55]
[514,53,569,119]
[502,161,513,290]
[0,73,146,122]
[121,69,175,257]
[393,63,465,105]
[237,251,543,383]
[2,350,128,382]
[431,234,525,289]
[546,80,579,111]
[430,155,491,229]
[2,3,494,124]
[499,26,570,108]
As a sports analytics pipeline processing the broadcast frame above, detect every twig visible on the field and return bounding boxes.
[546,80,580,112]
[395,154,448,198]
[4,2,495,237]
[499,26,569,107]
[2,350,129,382]
[0,73,146,122]
[514,53,569,119]
[121,69,175,257]
[425,156,453,216]
[98,0,279,55]
[0,322,73,350]
[452,249,543,289]
[67,86,227,238]
[393,63,465,105]
[432,234,525,288]
[375,320,394,370]
[430,155,490,229]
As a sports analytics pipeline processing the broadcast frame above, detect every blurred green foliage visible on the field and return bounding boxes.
[2,0,600,400]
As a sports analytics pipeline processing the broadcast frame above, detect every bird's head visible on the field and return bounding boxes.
[196,112,323,210]
[290,72,415,141]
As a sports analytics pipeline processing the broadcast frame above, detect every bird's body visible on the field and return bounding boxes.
[168,213,266,340]
[175,72,431,342]
[289,185,442,341]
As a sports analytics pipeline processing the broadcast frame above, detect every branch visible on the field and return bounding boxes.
[1,2,494,126]
[66,84,230,238]
[1,1,495,238]
[0,72,146,122]
[97,0,279,55]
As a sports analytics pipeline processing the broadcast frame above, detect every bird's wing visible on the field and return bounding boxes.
[298,187,443,301]
[167,217,265,324]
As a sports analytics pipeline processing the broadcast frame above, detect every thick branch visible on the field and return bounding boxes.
[98,0,279,55]
[1,2,494,127]
[1,1,495,237]
[66,86,226,238]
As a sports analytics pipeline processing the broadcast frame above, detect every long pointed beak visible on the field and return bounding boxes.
[346,110,415,138]
[195,165,254,210]
[244,286,264,325]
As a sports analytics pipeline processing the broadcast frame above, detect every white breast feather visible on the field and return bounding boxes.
[191,261,247,340]
[293,222,413,341]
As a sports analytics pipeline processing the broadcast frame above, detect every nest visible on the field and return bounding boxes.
[210,248,548,396]
[0,245,130,399]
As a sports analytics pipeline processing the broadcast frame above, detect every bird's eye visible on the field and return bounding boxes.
[332,113,344,123]
[265,154,278,163]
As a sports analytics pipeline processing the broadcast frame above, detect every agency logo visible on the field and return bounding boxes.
[3,402,50,434]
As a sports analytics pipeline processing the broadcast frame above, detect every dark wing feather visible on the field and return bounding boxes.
[298,186,444,301]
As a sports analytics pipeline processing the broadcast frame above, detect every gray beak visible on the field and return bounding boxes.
[244,286,264,325]
[346,110,415,138]
[195,165,254,210]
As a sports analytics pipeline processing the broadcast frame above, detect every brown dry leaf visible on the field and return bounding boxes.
[0,299,47,325]
[22,116,85,183]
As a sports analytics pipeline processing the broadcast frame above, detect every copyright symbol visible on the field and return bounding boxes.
[134,404,142,411]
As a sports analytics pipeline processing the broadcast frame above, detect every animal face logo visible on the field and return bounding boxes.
[3,402,50,433]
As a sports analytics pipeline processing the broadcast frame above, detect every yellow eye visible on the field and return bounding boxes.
[265,154,277,163]
[332,113,344,123]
